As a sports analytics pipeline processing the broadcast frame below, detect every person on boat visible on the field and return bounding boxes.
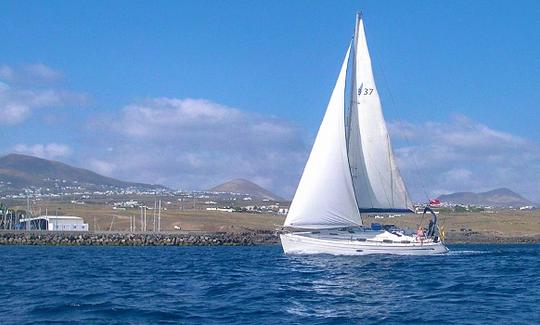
[416,227,425,244]
[427,219,434,237]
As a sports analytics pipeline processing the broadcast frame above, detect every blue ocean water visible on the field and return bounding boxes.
[0,244,538,324]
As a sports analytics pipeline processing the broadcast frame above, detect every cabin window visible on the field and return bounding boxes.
[382,239,393,244]
[311,231,320,234]
[356,238,367,242]
[401,240,411,244]
[329,233,338,236]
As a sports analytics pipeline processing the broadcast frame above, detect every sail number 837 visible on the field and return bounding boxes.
[358,88,374,96]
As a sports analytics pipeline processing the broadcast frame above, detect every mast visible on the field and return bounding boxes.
[347,12,378,212]
[345,12,362,219]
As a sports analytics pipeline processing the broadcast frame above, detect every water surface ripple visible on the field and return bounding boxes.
[0,244,538,324]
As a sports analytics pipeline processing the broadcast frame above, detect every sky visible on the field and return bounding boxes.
[0,0,539,202]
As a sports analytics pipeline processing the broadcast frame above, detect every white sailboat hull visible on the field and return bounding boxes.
[280,231,448,256]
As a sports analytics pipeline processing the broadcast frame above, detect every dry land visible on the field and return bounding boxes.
[12,200,284,233]
[363,211,540,243]
[7,200,540,244]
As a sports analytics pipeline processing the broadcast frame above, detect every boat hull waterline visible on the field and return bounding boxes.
[280,233,449,256]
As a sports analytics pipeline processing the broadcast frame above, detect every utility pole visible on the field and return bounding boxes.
[140,206,143,232]
[153,200,156,232]
[143,206,147,232]
[26,195,30,231]
[158,199,162,232]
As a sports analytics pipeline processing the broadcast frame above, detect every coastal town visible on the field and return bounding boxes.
[1,175,538,246]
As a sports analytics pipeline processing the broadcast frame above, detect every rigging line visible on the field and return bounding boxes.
[370,42,430,203]
[388,133,394,207]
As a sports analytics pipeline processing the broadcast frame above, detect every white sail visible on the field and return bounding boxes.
[284,45,362,229]
[349,17,413,212]
[280,14,448,256]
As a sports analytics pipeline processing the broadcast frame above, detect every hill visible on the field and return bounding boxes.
[438,188,532,207]
[0,153,163,191]
[209,178,283,201]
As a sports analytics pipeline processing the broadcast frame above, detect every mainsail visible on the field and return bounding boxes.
[348,16,413,213]
[284,15,413,230]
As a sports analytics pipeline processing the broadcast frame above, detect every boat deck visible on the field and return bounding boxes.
[291,228,437,245]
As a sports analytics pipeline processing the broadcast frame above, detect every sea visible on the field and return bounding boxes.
[0,244,538,324]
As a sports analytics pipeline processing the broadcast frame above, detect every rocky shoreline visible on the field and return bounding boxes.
[0,230,280,246]
[0,230,538,246]
[445,232,540,244]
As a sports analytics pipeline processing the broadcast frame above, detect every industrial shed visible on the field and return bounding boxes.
[19,216,89,231]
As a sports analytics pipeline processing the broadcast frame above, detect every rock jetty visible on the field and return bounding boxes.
[1,230,537,246]
[0,231,280,246]
[445,231,540,244]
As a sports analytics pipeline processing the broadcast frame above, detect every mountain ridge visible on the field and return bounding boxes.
[0,153,164,191]
[437,188,532,207]
[209,178,283,201]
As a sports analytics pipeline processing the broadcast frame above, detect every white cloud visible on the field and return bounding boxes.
[0,66,14,80]
[0,64,88,125]
[1,103,31,124]
[0,63,62,83]
[83,105,539,201]
[389,115,540,202]
[441,168,473,183]
[87,159,116,176]
[13,143,72,160]
[85,98,307,197]
[23,64,63,81]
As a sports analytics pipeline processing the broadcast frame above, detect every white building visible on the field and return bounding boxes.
[205,207,234,212]
[20,216,89,231]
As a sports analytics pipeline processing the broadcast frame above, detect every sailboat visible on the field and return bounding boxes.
[280,13,448,255]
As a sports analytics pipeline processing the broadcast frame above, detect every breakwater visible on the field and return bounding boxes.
[0,230,280,246]
[446,231,540,244]
[0,230,538,246]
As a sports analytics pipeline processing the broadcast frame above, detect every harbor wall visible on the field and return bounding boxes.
[0,230,279,246]
[0,230,538,246]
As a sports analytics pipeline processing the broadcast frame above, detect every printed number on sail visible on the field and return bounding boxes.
[358,88,374,95]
